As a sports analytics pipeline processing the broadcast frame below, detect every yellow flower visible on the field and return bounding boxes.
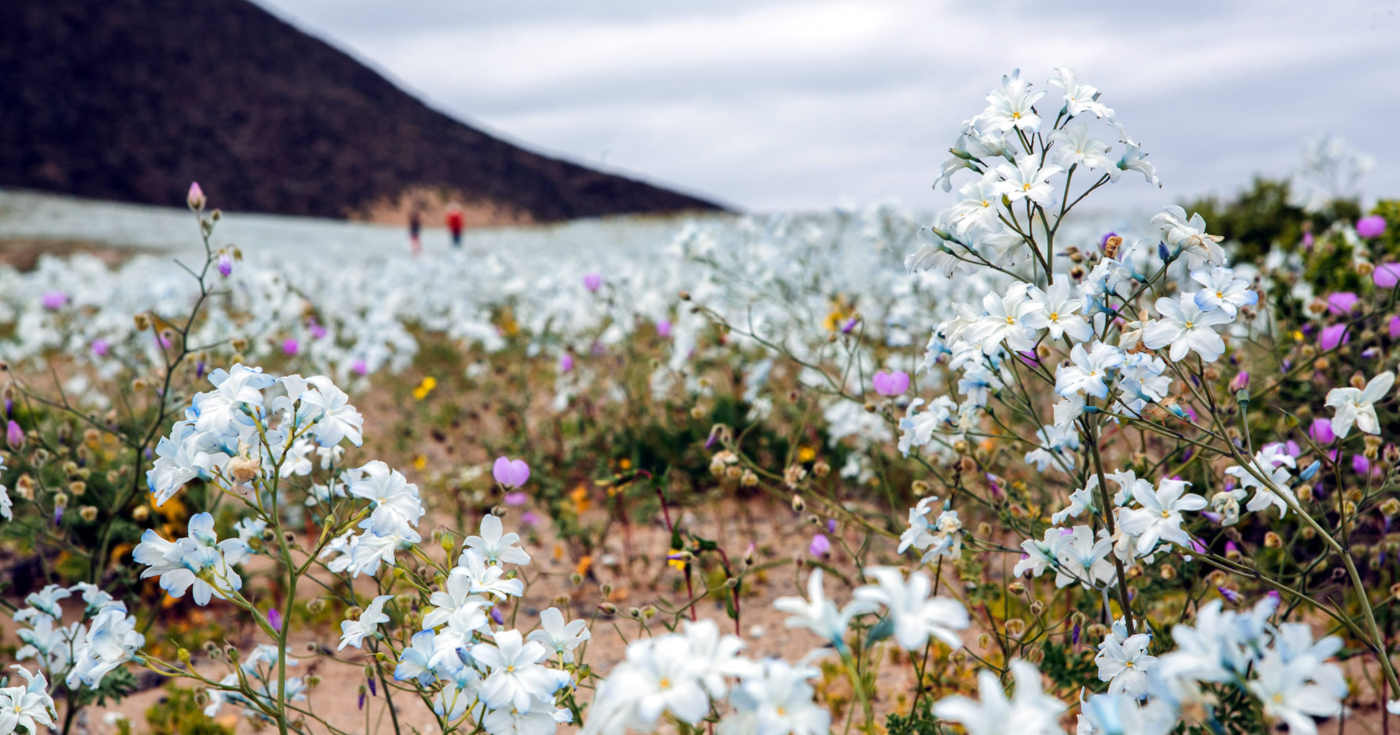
[667,549,686,571]
[576,555,593,576]
[797,446,816,463]
[570,485,592,514]
[619,458,632,470]
[413,376,438,401]
[412,454,427,470]
[1292,330,1304,342]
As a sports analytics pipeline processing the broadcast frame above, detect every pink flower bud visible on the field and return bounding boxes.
[41,291,68,310]
[872,370,910,397]
[1229,371,1249,392]
[218,252,233,277]
[187,182,206,211]
[656,320,672,338]
[6,420,24,449]
[583,273,603,292]
[282,338,300,356]
[559,353,574,373]
[91,339,110,357]
[808,533,831,557]
[1357,215,1387,239]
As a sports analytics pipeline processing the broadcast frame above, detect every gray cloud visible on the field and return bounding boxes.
[250,0,1400,213]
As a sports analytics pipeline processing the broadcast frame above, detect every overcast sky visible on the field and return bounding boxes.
[251,0,1399,213]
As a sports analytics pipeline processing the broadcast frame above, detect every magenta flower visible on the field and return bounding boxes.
[872,370,910,397]
[559,353,574,373]
[1229,371,1249,392]
[1391,316,1400,340]
[492,456,530,488]
[352,359,368,376]
[583,273,603,292]
[808,533,831,557]
[282,338,299,356]
[187,182,206,211]
[1353,455,1371,476]
[521,511,540,527]
[1302,231,1315,247]
[1319,323,1350,351]
[504,492,527,507]
[1357,215,1387,238]
[217,252,233,278]
[656,320,672,338]
[268,608,282,631]
[1309,418,1335,445]
[1326,292,1359,315]
[6,420,24,449]
[1375,264,1400,289]
[309,321,328,340]
[91,339,110,357]
[41,291,68,310]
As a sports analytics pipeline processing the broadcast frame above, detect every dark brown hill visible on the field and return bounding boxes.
[0,0,725,224]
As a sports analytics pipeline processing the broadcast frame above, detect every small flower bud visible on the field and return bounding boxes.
[132,505,150,522]
[1007,582,1025,596]
[1264,532,1282,548]
[791,495,805,513]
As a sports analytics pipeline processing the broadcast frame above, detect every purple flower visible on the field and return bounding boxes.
[196,360,206,379]
[1357,215,1388,239]
[656,320,672,338]
[808,534,831,557]
[217,252,233,278]
[490,607,505,625]
[1225,540,1240,556]
[521,511,540,527]
[1309,418,1335,444]
[55,506,64,525]
[1375,263,1400,289]
[187,182,206,211]
[309,321,328,340]
[583,273,603,292]
[841,317,860,334]
[559,353,574,373]
[282,338,299,356]
[1353,454,1371,476]
[1390,316,1400,341]
[91,339,110,357]
[6,420,24,449]
[872,370,910,397]
[1319,323,1350,351]
[826,519,837,534]
[1229,371,1249,392]
[1302,231,1315,248]
[504,492,527,507]
[1217,587,1241,604]
[41,291,68,310]
[352,359,368,376]
[1099,232,1119,248]
[268,608,282,631]
[367,676,377,696]
[1326,292,1359,315]
[1072,622,1081,645]
[492,456,530,488]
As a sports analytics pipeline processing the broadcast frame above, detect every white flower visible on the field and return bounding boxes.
[854,567,969,651]
[1054,526,1115,589]
[1014,528,1069,579]
[1118,478,1206,554]
[1248,651,1343,735]
[1049,124,1114,171]
[190,364,274,436]
[466,514,531,566]
[897,397,957,457]
[1053,475,1099,525]
[582,635,709,735]
[1030,280,1092,343]
[773,569,876,649]
[0,666,56,735]
[933,660,1066,735]
[66,610,143,689]
[350,461,425,535]
[527,608,590,664]
[300,376,364,447]
[1095,632,1157,697]
[1225,443,1297,517]
[1047,67,1113,119]
[972,70,1046,134]
[475,629,558,713]
[423,572,492,632]
[1151,206,1225,270]
[1055,342,1124,400]
[682,619,752,699]
[1142,293,1232,363]
[1325,370,1393,438]
[483,698,572,735]
[971,284,1048,355]
[1076,694,1176,735]
[13,585,70,623]
[949,171,1008,236]
[720,660,829,735]
[994,156,1062,207]
[1114,143,1160,187]
[455,548,526,600]
[338,595,392,651]
[133,513,244,606]
[1191,267,1257,317]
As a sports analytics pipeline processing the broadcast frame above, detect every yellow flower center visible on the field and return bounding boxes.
[1012,111,1021,119]
[1184,321,1194,329]
[1160,510,1171,518]
[507,666,515,673]
[1049,312,1059,320]
[1005,316,1015,325]
[1022,183,1032,191]
[659,678,672,690]
[1216,291,1224,299]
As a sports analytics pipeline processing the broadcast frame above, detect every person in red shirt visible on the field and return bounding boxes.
[446,203,464,248]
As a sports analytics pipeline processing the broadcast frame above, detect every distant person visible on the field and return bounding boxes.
[408,206,423,255]
[446,203,464,248]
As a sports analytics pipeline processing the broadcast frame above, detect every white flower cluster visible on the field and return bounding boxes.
[11,582,135,699]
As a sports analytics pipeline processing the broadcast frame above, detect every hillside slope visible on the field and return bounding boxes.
[0,0,724,223]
